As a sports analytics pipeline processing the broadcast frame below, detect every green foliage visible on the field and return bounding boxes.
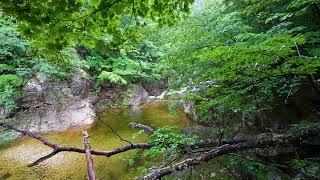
[0,0,194,52]
[291,159,320,178]
[0,12,29,60]
[86,39,164,86]
[136,166,148,175]
[97,71,127,85]
[122,149,142,167]
[151,0,320,123]
[112,56,160,82]
[0,138,13,150]
[132,130,145,139]
[33,62,71,81]
[0,75,23,89]
[130,126,197,175]
[0,12,78,114]
[0,85,16,112]
[228,155,268,180]
[146,126,196,158]
[0,13,31,113]
[0,12,30,72]
[168,101,179,117]
[85,53,112,74]
[289,122,319,133]
[1,0,171,91]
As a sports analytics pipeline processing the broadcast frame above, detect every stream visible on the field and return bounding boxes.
[0,102,193,179]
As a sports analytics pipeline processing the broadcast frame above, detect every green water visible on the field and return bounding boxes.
[0,103,193,179]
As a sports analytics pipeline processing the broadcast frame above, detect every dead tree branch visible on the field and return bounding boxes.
[0,121,58,149]
[142,126,320,180]
[83,131,96,180]
[189,138,247,149]
[0,121,150,167]
[96,116,133,146]
[129,122,154,134]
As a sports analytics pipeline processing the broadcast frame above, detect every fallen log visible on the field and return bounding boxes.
[188,138,247,150]
[142,125,320,180]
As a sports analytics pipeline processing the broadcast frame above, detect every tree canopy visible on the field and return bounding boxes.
[0,0,194,52]
[150,0,320,124]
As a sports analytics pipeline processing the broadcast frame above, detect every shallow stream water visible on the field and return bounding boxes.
[0,103,193,179]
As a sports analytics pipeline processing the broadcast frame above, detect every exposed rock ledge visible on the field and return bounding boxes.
[10,98,95,134]
[1,69,96,139]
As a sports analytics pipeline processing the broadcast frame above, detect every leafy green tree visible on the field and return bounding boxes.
[0,12,30,113]
[153,0,320,124]
[0,12,81,114]
[85,38,164,87]
[0,0,195,53]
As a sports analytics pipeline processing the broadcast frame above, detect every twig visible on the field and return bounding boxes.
[95,115,133,146]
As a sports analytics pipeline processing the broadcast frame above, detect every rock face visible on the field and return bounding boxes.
[12,98,95,134]
[20,69,93,108]
[9,68,96,135]
[125,85,149,108]
[142,80,168,96]
[70,68,92,96]
[182,125,217,139]
[181,100,197,120]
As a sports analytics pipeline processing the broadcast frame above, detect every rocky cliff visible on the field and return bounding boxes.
[5,69,96,137]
